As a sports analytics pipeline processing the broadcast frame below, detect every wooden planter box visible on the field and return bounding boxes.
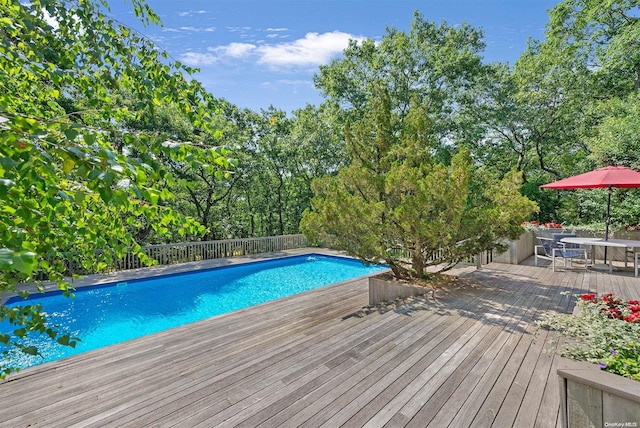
[558,358,640,427]
[368,275,430,306]
[493,231,535,264]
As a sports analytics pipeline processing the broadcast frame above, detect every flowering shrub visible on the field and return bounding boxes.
[581,292,640,323]
[537,292,640,380]
[523,220,541,227]
[522,220,563,230]
[544,222,563,228]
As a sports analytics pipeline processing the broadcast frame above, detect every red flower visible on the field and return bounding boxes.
[625,313,640,323]
[601,293,621,305]
[581,293,597,301]
[543,222,563,229]
[629,300,639,305]
[606,308,623,319]
[628,305,640,312]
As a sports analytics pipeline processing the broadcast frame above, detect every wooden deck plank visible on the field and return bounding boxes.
[158,312,418,427]
[534,352,563,428]
[331,279,537,428]
[372,320,497,428]
[2,254,640,428]
[514,303,579,425]
[300,317,479,428]
[477,272,582,427]
[229,304,451,427]
[357,274,544,427]
[494,273,585,427]
[248,302,462,428]
[403,280,548,427]
[421,329,520,428]
[393,326,502,428]
[225,320,449,427]
[444,283,556,428]
[301,281,519,428]
[356,319,488,428]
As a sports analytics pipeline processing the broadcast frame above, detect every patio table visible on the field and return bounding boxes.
[561,237,640,276]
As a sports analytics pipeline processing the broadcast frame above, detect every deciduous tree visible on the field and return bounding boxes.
[0,0,231,376]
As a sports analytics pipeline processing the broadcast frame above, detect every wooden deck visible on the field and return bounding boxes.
[2,255,640,427]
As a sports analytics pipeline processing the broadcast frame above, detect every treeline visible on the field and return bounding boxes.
[2,0,640,274]
[128,1,640,244]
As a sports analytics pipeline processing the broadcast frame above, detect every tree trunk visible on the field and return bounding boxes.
[411,248,425,279]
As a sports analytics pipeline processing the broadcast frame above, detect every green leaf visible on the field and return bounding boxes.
[62,158,75,173]
[0,249,14,269]
[0,157,19,170]
[74,190,86,204]
[21,346,39,356]
[84,132,96,145]
[64,128,79,141]
[13,251,37,274]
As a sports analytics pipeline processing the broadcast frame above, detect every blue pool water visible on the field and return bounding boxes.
[1,254,386,369]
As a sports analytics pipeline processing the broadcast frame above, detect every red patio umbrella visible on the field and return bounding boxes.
[541,166,640,262]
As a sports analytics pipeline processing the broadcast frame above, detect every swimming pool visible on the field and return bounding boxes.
[1,254,386,369]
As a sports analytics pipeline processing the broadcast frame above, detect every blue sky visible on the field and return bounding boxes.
[108,0,560,113]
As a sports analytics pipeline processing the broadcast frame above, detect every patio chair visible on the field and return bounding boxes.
[534,233,589,271]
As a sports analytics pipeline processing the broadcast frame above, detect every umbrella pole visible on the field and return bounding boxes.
[604,185,612,263]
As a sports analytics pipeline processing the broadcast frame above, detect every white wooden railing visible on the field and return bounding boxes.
[386,246,493,266]
[116,234,308,271]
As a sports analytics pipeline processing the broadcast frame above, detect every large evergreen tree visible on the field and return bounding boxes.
[302,88,537,279]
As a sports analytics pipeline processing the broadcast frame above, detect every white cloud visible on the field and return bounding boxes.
[266,33,289,39]
[211,42,257,58]
[184,43,256,65]
[179,26,216,33]
[181,31,364,68]
[181,52,218,66]
[227,26,252,33]
[256,31,362,67]
[266,28,288,32]
[178,10,207,17]
[276,79,315,87]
